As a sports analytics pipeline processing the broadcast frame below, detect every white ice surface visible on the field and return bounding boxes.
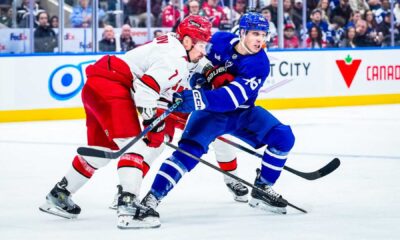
[0,104,399,240]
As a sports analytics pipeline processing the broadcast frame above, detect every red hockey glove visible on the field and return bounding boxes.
[205,66,235,89]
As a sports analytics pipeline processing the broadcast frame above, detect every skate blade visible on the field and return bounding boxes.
[117,215,161,229]
[39,202,78,219]
[249,198,287,214]
[233,195,248,203]
[109,204,117,210]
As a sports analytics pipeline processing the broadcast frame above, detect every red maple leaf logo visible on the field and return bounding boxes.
[336,55,361,88]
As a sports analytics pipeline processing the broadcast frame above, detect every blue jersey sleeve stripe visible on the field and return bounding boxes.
[230,81,248,101]
[222,86,239,108]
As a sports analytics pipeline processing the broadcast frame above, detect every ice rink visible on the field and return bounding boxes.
[0,104,399,240]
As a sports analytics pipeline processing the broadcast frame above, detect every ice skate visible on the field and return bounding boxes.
[226,181,249,202]
[109,185,122,210]
[39,178,81,219]
[141,191,160,210]
[117,192,160,229]
[249,169,287,214]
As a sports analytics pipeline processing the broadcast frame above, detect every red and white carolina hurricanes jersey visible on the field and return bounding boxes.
[120,33,190,109]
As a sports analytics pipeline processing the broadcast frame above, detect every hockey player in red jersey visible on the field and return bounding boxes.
[39,15,212,229]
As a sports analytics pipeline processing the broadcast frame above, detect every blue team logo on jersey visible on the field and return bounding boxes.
[48,60,95,100]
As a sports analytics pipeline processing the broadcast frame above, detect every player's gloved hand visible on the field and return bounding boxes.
[189,72,207,88]
[205,66,235,89]
[142,117,166,148]
[172,89,208,113]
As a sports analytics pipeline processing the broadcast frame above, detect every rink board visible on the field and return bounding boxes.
[0,49,399,122]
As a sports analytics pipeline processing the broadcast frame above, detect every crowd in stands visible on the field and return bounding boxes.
[1,0,400,52]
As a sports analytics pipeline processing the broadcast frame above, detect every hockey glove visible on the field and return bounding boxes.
[173,89,208,113]
[205,66,235,89]
[142,117,166,148]
[189,72,207,88]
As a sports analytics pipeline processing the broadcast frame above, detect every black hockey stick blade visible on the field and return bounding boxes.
[165,142,307,214]
[77,100,182,159]
[283,158,341,180]
[218,136,340,181]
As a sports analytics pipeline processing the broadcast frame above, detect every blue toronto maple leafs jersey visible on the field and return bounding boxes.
[202,31,270,112]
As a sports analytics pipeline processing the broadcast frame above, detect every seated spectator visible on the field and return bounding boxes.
[377,12,400,46]
[70,0,105,28]
[49,15,58,28]
[353,19,382,47]
[17,0,45,27]
[317,0,332,24]
[123,0,161,27]
[153,29,163,39]
[34,11,57,52]
[327,15,346,47]
[368,0,385,25]
[339,26,357,47]
[99,25,116,51]
[291,0,306,31]
[261,8,277,40]
[120,24,136,51]
[307,9,329,33]
[349,0,369,15]
[364,10,378,32]
[346,10,362,29]
[230,0,247,25]
[330,0,353,26]
[0,7,12,28]
[161,0,180,28]
[305,25,327,48]
[272,23,300,49]
[202,0,228,28]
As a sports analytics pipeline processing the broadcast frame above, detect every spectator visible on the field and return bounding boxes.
[317,0,333,24]
[123,0,162,27]
[349,0,369,15]
[230,0,247,26]
[273,23,300,49]
[339,26,357,47]
[346,10,362,28]
[161,0,180,27]
[99,24,116,51]
[34,11,57,53]
[307,9,329,33]
[120,24,136,51]
[364,10,378,31]
[327,15,347,47]
[265,0,278,26]
[261,8,277,41]
[305,25,327,48]
[70,0,105,28]
[49,15,58,28]
[172,0,204,32]
[353,19,382,46]
[368,0,385,24]
[0,7,12,27]
[153,29,163,38]
[291,0,307,32]
[17,0,45,27]
[202,0,228,28]
[377,12,400,46]
[330,0,353,26]
[283,0,294,25]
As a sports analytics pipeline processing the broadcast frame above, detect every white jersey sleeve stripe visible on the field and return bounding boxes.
[222,86,239,108]
[230,81,248,101]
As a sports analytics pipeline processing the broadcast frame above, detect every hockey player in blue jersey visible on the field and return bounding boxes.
[141,12,295,217]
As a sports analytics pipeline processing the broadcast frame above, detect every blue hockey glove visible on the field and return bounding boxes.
[173,89,208,113]
[189,73,207,88]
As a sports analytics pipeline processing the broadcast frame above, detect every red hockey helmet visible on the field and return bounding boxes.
[176,15,212,43]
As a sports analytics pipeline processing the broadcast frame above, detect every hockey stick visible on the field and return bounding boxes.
[165,142,307,214]
[217,137,341,181]
[76,100,182,159]
[167,114,341,181]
